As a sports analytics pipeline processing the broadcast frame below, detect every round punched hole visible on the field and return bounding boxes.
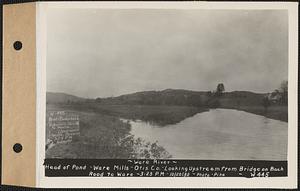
[13,143,23,153]
[13,41,22,51]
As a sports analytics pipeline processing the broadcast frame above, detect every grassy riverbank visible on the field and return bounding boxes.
[50,103,208,126]
[215,93,288,122]
[46,104,172,159]
[222,105,288,122]
[201,91,287,122]
[91,104,208,125]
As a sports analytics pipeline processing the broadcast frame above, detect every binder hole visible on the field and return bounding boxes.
[13,143,23,153]
[13,41,22,51]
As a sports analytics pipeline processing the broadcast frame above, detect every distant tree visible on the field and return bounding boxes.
[262,96,270,112]
[280,80,288,92]
[279,80,288,105]
[95,98,102,103]
[206,91,212,97]
[216,83,225,96]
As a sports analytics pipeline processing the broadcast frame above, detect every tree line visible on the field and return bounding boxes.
[262,80,288,111]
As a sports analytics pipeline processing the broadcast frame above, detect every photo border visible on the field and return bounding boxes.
[36,1,298,188]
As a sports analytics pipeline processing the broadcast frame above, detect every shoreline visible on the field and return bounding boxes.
[220,106,288,122]
[48,103,287,126]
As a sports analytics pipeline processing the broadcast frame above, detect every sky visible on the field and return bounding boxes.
[47,8,288,98]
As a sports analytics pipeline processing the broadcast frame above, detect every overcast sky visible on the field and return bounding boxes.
[47,9,288,98]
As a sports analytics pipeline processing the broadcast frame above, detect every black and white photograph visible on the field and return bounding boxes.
[44,8,289,162]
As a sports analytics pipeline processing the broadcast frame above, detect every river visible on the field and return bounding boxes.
[128,109,288,160]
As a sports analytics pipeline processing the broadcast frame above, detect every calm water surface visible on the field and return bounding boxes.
[128,109,288,160]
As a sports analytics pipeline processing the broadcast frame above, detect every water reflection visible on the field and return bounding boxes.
[128,109,288,160]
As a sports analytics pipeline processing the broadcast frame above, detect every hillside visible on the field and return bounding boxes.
[46,89,287,122]
[46,92,87,104]
[96,89,267,107]
[47,89,267,107]
[97,89,210,106]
